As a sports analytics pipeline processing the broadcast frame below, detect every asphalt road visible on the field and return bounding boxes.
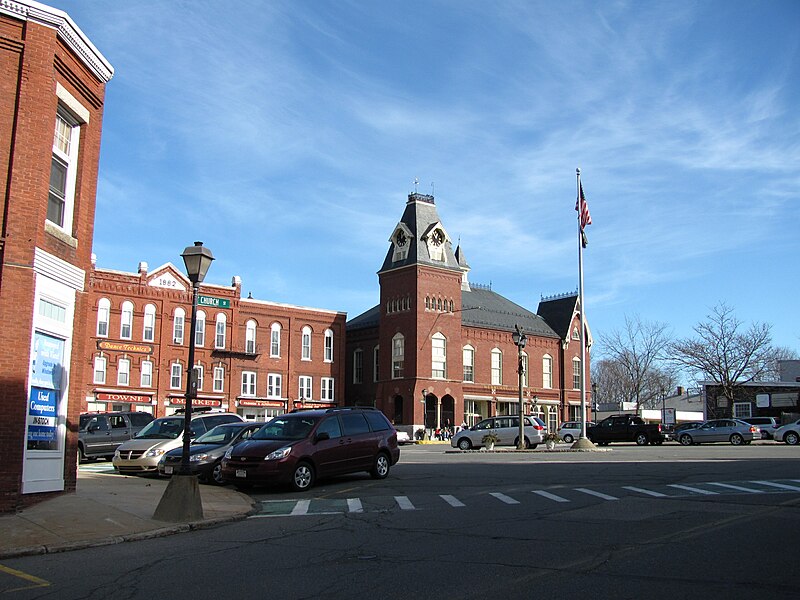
[2,443,799,599]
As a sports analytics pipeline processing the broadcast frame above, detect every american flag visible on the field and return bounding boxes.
[575,181,592,229]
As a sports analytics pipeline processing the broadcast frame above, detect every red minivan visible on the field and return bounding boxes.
[221,407,400,491]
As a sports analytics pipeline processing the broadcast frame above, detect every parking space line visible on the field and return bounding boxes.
[291,499,311,515]
[0,564,51,593]
[531,490,570,503]
[490,492,519,505]
[706,482,763,494]
[347,498,363,513]
[394,496,415,510]
[440,494,465,507]
[751,481,800,492]
[623,486,668,497]
[575,487,618,501]
[667,484,718,495]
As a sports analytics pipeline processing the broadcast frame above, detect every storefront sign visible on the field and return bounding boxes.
[238,399,284,408]
[31,332,64,390]
[197,295,230,309]
[168,397,222,407]
[28,387,57,442]
[96,392,151,404]
[97,341,153,354]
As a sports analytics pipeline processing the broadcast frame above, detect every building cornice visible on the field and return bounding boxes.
[0,0,114,82]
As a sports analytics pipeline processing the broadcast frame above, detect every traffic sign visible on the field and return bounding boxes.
[197,295,230,309]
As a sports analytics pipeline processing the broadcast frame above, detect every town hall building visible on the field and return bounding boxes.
[345,193,592,439]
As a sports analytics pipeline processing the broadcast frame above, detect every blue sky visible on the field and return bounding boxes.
[59,0,799,356]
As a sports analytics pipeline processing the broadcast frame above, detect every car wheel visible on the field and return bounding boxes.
[513,437,530,449]
[291,461,314,491]
[730,433,744,445]
[370,452,391,479]
[210,460,225,485]
[784,431,799,445]
[563,434,574,443]
[77,445,85,464]
[635,433,649,446]
[679,434,693,446]
[457,437,472,451]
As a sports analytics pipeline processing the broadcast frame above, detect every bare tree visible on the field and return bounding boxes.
[593,356,676,411]
[598,315,672,413]
[759,346,799,381]
[670,303,773,408]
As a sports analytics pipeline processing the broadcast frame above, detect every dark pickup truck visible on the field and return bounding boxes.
[587,415,665,446]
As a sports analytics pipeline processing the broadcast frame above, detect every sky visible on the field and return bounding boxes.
[56,0,800,357]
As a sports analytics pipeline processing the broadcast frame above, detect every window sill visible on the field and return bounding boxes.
[44,221,78,248]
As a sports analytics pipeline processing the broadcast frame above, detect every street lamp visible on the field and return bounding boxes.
[512,324,527,450]
[154,241,214,522]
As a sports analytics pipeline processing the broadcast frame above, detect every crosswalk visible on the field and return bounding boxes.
[250,479,800,518]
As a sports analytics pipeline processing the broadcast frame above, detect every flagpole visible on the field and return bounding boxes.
[575,167,592,447]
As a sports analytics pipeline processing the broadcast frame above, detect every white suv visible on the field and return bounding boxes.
[451,416,546,450]
[558,421,595,444]
[113,410,243,474]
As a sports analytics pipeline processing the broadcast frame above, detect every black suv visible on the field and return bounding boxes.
[221,407,400,491]
[78,411,154,461]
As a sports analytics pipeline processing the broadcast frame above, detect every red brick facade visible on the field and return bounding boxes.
[83,260,346,421]
[346,194,592,437]
[0,1,112,511]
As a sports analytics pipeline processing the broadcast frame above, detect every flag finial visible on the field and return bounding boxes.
[576,167,581,175]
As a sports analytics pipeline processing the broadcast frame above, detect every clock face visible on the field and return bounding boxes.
[396,231,407,247]
[431,229,444,246]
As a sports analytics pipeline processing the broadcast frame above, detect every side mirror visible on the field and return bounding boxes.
[315,432,330,443]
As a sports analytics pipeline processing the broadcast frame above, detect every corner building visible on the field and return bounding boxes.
[346,193,592,437]
[0,1,113,511]
[83,260,346,421]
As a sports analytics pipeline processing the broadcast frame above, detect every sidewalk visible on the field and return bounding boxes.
[0,466,255,559]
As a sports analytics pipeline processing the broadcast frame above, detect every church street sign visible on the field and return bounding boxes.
[197,295,231,309]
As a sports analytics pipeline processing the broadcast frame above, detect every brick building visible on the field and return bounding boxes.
[0,1,113,511]
[83,259,346,421]
[345,193,592,438]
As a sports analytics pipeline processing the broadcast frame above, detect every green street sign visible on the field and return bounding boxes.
[197,295,231,309]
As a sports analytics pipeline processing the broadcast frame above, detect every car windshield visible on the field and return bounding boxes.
[252,416,318,441]
[135,417,184,439]
[193,424,243,445]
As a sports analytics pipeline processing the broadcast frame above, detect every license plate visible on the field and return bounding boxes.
[236,469,247,478]
[165,466,173,475]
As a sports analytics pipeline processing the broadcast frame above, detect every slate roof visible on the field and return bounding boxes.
[346,304,381,331]
[536,293,579,340]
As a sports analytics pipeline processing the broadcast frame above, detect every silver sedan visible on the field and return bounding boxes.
[676,419,760,446]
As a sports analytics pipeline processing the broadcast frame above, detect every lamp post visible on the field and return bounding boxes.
[592,382,598,419]
[512,324,527,450]
[421,388,428,440]
[154,241,214,522]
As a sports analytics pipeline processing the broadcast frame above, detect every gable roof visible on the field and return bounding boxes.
[536,293,579,340]
[461,287,559,337]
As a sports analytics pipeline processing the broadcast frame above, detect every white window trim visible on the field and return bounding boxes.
[120,301,133,340]
[543,354,553,389]
[143,304,156,342]
[270,323,281,357]
[432,333,447,379]
[246,320,257,354]
[195,310,206,347]
[215,314,226,349]
[140,360,153,388]
[173,308,185,345]
[321,377,335,402]
[299,375,313,400]
[170,363,182,390]
[117,358,130,386]
[267,373,283,399]
[93,356,106,384]
[213,366,225,393]
[324,329,334,363]
[96,298,110,338]
[241,371,256,397]
[301,326,312,361]
[491,349,503,385]
[463,345,475,383]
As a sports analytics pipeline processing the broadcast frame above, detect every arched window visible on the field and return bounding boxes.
[195,310,206,347]
[301,325,312,360]
[425,296,430,310]
[542,354,553,389]
[437,298,442,311]
[449,300,454,312]
[120,300,133,339]
[432,333,447,379]
[173,307,185,345]
[353,348,363,384]
[96,298,110,337]
[463,345,475,382]
[246,320,257,354]
[392,333,404,379]
[270,322,281,357]
[142,304,156,342]
[491,349,503,385]
[521,351,529,387]
[373,345,380,382]
[324,329,334,362]
[572,327,580,340]
[215,313,227,349]
[572,357,582,390]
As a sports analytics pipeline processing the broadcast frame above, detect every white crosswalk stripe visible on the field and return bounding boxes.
[751,480,800,492]
[291,499,310,515]
[440,494,465,507]
[706,482,763,494]
[347,498,363,513]
[490,492,519,505]
[623,486,668,498]
[394,495,416,510]
[575,487,618,501]
[531,490,570,503]
[667,484,718,495]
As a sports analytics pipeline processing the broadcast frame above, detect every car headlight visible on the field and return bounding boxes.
[224,447,234,459]
[190,453,211,463]
[265,446,291,461]
[145,448,167,458]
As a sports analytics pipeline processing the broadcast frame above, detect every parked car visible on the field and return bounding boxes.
[587,415,665,446]
[667,421,704,442]
[158,422,262,484]
[78,411,154,461]
[450,416,546,450]
[773,419,800,445]
[113,409,243,474]
[557,421,595,444]
[676,419,759,446]
[742,416,779,439]
[221,407,400,491]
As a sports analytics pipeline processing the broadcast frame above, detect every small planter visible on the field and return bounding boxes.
[481,433,499,451]
[545,440,556,450]
[485,441,495,451]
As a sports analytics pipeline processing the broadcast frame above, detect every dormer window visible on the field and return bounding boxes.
[392,228,410,262]
[427,227,446,261]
